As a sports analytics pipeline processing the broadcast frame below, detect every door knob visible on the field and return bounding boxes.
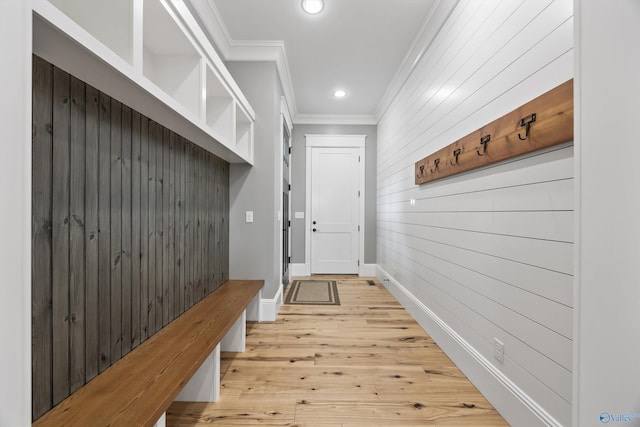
[313,228,318,232]
[313,221,317,224]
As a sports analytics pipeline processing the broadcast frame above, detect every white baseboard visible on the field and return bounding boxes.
[376,266,561,427]
[259,284,283,322]
[359,263,377,277]
[290,263,306,277]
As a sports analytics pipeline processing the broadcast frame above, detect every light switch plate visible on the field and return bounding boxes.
[245,211,253,223]
[294,211,305,219]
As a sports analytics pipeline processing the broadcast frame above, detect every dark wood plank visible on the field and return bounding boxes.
[155,122,164,330]
[33,280,265,427]
[162,127,171,326]
[147,120,157,335]
[415,79,574,185]
[69,76,86,394]
[51,66,71,406]
[169,131,177,320]
[177,136,186,315]
[222,159,229,283]
[121,105,132,355]
[139,116,150,340]
[131,111,142,349]
[213,156,221,290]
[97,91,111,372]
[184,141,192,310]
[188,142,196,308]
[84,85,100,384]
[205,151,213,295]
[195,147,202,300]
[31,55,53,420]
[110,99,123,362]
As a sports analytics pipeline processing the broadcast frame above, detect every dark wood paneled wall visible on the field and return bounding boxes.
[31,56,230,420]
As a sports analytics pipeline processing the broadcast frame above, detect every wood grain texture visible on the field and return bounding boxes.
[121,104,133,356]
[32,55,53,420]
[415,79,574,185]
[51,66,71,406]
[97,90,111,373]
[167,277,507,426]
[33,280,264,427]
[84,84,100,384]
[69,76,86,394]
[32,57,232,419]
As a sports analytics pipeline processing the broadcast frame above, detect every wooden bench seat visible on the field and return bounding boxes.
[33,279,264,427]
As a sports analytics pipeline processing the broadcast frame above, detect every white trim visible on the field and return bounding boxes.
[289,263,306,277]
[279,100,293,290]
[304,134,367,148]
[191,0,298,121]
[358,264,377,277]
[376,266,562,427]
[305,135,366,275]
[260,285,283,322]
[294,114,377,125]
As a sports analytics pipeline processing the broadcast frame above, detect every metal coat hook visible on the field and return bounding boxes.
[416,164,425,179]
[477,135,490,156]
[450,148,462,166]
[430,158,440,173]
[518,113,536,140]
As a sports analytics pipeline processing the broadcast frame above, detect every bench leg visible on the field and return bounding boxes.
[153,412,166,427]
[221,310,246,352]
[175,343,221,402]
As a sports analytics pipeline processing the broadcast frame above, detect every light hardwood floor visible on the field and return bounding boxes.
[167,276,509,426]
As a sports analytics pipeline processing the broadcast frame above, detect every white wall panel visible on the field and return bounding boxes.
[376,1,573,425]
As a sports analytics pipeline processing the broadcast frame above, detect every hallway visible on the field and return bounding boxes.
[167,276,507,426]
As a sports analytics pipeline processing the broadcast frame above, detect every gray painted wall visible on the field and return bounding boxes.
[290,124,377,264]
[226,61,283,299]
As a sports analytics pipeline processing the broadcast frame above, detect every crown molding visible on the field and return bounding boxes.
[374,0,460,122]
[191,0,298,120]
[294,114,377,126]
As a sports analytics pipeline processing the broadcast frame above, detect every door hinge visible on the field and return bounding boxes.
[288,147,291,154]
[288,220,291,227]
[288,256,291,263]
[358,225,360,232]
[288,184,291,191]
[358,155,361,162]
[358,190,360,197]
[357,260,360,266]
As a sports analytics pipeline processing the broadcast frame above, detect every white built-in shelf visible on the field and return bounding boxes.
[205,65,235,145]
[47,0,134,65]
[32,0,255,164]
[236,105,253,161]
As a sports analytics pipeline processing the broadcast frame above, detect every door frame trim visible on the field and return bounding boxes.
[304,134,366,276]
[280,97,293,286]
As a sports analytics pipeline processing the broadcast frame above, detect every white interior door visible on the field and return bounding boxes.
[310,147,360,274]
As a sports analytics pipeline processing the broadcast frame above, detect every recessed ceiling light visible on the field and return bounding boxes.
[334,90,346,98]
[301,0,324,15]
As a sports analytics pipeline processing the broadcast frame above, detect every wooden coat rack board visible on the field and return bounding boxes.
[415,79,573,185]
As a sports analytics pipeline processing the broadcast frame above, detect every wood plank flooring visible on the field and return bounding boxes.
[167,276,508,426]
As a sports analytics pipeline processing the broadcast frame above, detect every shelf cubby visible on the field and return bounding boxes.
[34,0,254,164]
[142,0,201,119]
[205,65,235,145]
[47,0,133,64]
[236,104,253,161]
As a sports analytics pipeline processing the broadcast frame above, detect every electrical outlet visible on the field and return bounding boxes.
[494,338,504,364]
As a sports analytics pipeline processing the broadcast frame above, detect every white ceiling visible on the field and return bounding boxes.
[187,0,436,123]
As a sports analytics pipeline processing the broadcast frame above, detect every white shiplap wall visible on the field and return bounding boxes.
[376,1,573,425]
